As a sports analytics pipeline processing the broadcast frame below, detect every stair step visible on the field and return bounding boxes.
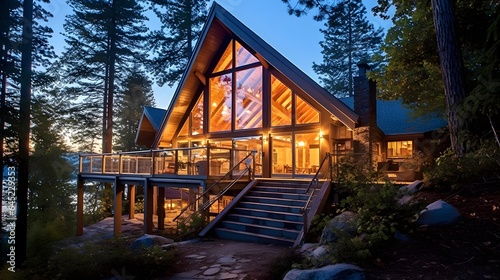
[253,186,309,194]
[237,201,303,213]
[232,207,303,222]
[242,196,307,207]
[248,190,310,200]
[219,220,300,239]
[214,228,295,247]
[226,213,303,230]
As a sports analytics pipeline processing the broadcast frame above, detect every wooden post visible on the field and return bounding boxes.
[143,179,153,234]
[114,178,124,236]
[128,184,136,219]
[76,176,84,236]
[157,187,165,230]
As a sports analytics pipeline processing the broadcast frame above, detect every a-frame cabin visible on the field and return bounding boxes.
[77,2,446,246]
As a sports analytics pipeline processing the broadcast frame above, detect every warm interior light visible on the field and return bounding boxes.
[212,102,217,107]
[298,141,305,147]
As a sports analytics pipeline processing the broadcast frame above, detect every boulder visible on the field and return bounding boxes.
[129,234,174,250]
[283,263,365,280]
[416,200,461,226]
[399,180,423,195]
[320,211,359,244]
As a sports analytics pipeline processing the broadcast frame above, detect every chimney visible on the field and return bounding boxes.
[353,63,377,128]
[352,62,377,167]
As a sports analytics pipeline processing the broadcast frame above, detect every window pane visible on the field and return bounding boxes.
[271,75,292,127]
[191,94,204,135]
[272,134,292,174]
[296,95,319,124]
[213,40,233,73]
[387,141,413,157]
[235,67,262,130]
[210,74,232,132]
[235,41,259,67]
[295,132,320,174]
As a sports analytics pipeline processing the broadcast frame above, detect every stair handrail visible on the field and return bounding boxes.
[173,151,255,223]
[299,153,332,243]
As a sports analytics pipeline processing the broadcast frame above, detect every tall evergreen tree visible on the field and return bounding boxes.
[114,70,155,151]
[312,0,383,97]
[60,0,148,153]
[148,0,209,87]
[372,0,499,155]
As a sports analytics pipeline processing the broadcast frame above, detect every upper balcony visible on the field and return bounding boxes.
[78,146,257,179]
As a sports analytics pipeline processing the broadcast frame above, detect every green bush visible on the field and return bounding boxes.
[426,141,500,189]
[10,237,176,280]
[268,248,304,279]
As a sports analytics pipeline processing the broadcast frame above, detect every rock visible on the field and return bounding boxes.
[416,200,461,226]
[320,211,359,244]
[283,263,365,280]
[129,234,174,250]
[399,180,423,195]
[311,245,328,259]
[203,267,221,276]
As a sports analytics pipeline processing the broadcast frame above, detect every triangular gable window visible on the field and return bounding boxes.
[235,41,259,67]
[191,94,204,135]
[271,75,292,127]
[296,95,320,124]
[213,41,233,73]
[213,40,259,73]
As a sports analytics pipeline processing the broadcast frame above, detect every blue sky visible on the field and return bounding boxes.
[44,0,392,109]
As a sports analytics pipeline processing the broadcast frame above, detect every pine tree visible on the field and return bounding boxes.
[148,0,209,87]
[312,0,383,97]
[114,70,155,151]
[60,0,148,153]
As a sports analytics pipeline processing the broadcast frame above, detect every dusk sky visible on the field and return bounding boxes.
[43,0,392,109]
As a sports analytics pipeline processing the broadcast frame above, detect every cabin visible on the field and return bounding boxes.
[77,3,447,246]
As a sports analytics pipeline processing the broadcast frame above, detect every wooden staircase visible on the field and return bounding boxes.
[200,179,311,247]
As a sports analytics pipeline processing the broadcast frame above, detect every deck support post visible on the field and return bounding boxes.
[128,184,136,219]
[143,179,154,234]
[157,187,165,230]
[76,176,84,236]
[114,178,124,236]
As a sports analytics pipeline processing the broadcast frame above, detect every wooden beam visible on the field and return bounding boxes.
[195,71,206,85]
[128,185,136,220]
[76,177,84,236]
[114,179,124,237]
[255,53,269,69]
[157,187,165,230]
[143,179,153,234]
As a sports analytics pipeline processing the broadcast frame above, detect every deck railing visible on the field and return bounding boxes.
[79,146,254,177]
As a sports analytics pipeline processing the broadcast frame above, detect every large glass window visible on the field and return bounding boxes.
[234,136,262,176]
[295,132,320,174]
[387,141,413,158]
[210,74,232,132]
[192,95,204,135]
[272,134,293,174]
[271,75,292,127]
[210,39,261,133]
[235,68,262,130]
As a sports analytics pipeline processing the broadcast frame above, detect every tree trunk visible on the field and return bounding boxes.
[431,0,467,156]
[17,0,33,265]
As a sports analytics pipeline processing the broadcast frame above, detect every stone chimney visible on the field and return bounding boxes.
[353,63,377,128]
[352,62,377,167]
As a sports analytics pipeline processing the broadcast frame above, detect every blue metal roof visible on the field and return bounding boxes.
[144,106,167,131]
[339,97,447,135]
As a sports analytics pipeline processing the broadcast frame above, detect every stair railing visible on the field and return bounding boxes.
[173,150,256,233]
[299,153,333,244]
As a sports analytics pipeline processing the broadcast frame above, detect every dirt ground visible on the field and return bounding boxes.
[366,184,500,279]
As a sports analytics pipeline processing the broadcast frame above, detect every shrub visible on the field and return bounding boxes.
[268,248,304,279]
[426,141,500,189]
